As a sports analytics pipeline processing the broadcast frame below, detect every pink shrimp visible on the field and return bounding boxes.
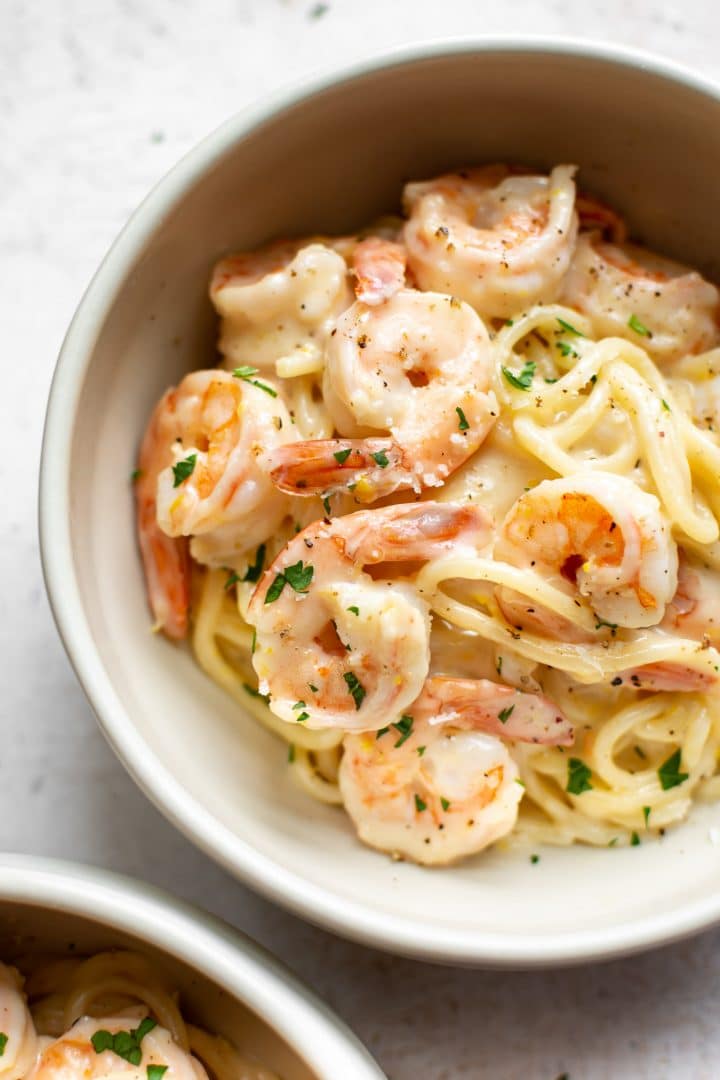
[351,236,407,304]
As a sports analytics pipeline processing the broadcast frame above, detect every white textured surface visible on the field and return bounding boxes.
[5,2,720,1077]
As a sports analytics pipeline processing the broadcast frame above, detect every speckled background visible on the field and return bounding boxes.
[5,2,720,1077]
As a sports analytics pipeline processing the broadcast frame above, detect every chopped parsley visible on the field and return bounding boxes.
[530,854,540,864]
[130,468,142,483]
[343,671,366,709]
[147,1068,168,1080]
[243,683,269,704]
[556,341,578,359]
[0,1034,7,1057]
[455,406,470,431]
[295,711,309,723]
[496,655,503,676]
[232,365,278,397]
[322,495,332,516]
[595,618,618,635]
[376,726,390,739]
[224,569,241,591]
[172,453,197,488]
[414,794,427,812]
[333,448,352,464]
[243,543,266,583]
[658,748,688,791]
[347,605,359,616]
[440,797,451,811]
[566,757,593,795]
[544,376,559,384]
[557,317,584,337]
[631,831,640,846]
[661,398,671,412]
[251,628,256,654]
[643,805,651,825]
[91,1018,157,1066]
[502,360,536,391]
[264,560,314,603]
[628,313,650,337]
[308,683,318,692]
[288,744,296,763]
[417,745,426,756]
[372,450,389,468]
[392,714,414,747]
[498,705,515,724]
[292,700,307,710]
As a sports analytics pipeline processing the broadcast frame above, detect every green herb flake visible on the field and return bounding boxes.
[172,453,197,488]
[0,1035,6,1057]
[414,794,427,812]
[658,748,688,791]
[243,543,266,583]
[251,628,257,655]
[308,2,329,18]
[455,406,470,431]
[557,317,584,337]
[440,797,451,811]
[295,712,309,724]
[544,376,559,384]
[372,450,389,468]
[322,495,332,517]
[566,757,593,795]
[417,745,426,756]
[232,365,278,397]
[131,468,142,483]
[284,560,314,592]
[661,398,671,412]
[265,573,287,604]
[505,318,514,326]
[147,1067,168,1080]
[91,1031,114,1054]
[628,313,651,337]
[376,726,390,739]
[530,854,540,864]
[634,745,647,760]
[347,605,360,616]
[631,831,641,846]
[292,700,307,710]
[557,341,578,359]
[498,705,515,724]
[224,569,241,591]
[595,618,618,635]
[496,655,503,676]
[343,671,366,710]
[502,360,536,391]
[333,448,352,464]
[242,683,269,703]
[643,805,651,825]
[287,743,296,763]
[308,683,319,693]
[392,714,414,747]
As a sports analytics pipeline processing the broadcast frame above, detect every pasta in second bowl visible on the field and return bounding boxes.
[41,39,720,964]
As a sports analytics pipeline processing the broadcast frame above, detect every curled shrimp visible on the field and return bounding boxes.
[268,287,498,502]
[340,674,570,865]
[0,964,38,1080]
[495,472,678,630]
[403,164,578,319]
[210,240,352,375]
[25,1016,207,1080]
[136,370,294,637]
[561,232,720,364]
[247,502,492,731]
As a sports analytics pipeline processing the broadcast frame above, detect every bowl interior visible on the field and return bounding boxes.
[52,45,720,962]
[0,905,311,1079]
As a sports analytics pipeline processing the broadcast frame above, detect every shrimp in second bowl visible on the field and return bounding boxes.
[403,164,578,320]
[247,502,492,731]
[25,1015,207,1080]
[495,472,678,631]
[268,286,498,502]
[210,239,353,375]
[0,963,38,1080]
[340,675,571,865]
[136,369,295,637]
[561,232,720,364]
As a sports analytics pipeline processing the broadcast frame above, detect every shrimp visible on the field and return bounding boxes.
[268,288,498,502]
[25,1016,207,1080]
[351,236,406,304]
[136,370,294,637]
[340,674,570,865]
[211,240,352,374]
[403,164,578,319]
[247,502,492,731]
[495,473,678,630]
[561,232,720,364]
[0,964,38,1080]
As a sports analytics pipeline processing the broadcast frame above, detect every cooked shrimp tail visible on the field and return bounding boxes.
[269,437,405,501]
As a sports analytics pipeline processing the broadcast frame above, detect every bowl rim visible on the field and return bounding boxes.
[39,35,720,967]
[0,854,384,1078]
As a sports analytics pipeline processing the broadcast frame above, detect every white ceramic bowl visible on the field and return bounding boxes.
[40,38,720,967]
[0,855,383,1079]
